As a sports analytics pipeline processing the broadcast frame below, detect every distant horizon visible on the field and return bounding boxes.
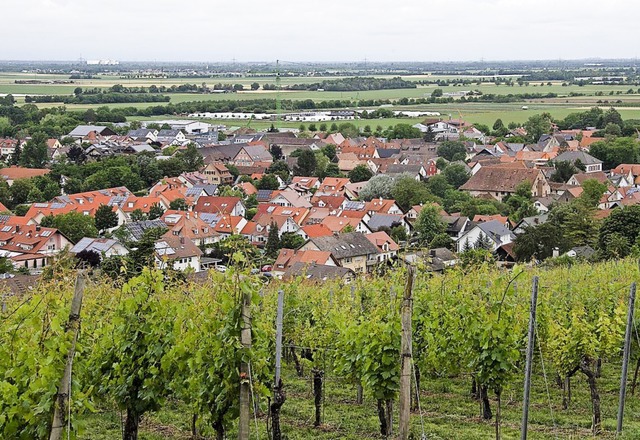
[1,57,639,65]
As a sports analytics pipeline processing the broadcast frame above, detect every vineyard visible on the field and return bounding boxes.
[2,259,640,439]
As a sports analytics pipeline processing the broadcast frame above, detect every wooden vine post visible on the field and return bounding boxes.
[399,266,415,440]
[616,282,636,435]
[239,290,252,440]
[271,289,285,440]
[49,272,86,440]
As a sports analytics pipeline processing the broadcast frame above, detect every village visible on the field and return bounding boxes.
[0,105,635,287]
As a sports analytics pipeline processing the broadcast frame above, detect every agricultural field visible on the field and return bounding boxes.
[3,70,640,129]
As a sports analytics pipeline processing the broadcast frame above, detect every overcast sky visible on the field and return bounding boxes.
[2,0,639,62]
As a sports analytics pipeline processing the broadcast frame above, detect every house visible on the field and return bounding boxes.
[0,138,19,158]
[202,162,234,185]
[273,248,337,279]
[564,245,596,259]
[366,213,411,236]
[0,166,51,186]
[442,215,471,239]
[161,211,220,249]
[456,220,516,253]
[242,214,302,245]
[512,214,550,235]
[0,224,72,272]
[283,262,355,284]
[300,231,381,274]
[231,145,273,167]
[194,196,246,217]
[211,215,248,238]
[68,125,116,139]
[321,216,371,235]
[554,151,603,173]
[612,164,640,187]
[127,128,158,143]
[154,235,202,272]
[122,219,168,242]
[70,237,129,258]
[156,129,187,144]
[460,167,550,202]
[383,164,427,180]
[365,231,399,263]
[269,190,312,208]
[566,172,609,187]
[316,177,351,196]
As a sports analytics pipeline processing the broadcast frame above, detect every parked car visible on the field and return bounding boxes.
[215,265,227,273]
[261,265,272,272]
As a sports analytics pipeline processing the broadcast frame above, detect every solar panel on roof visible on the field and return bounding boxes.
[1,226,11,232]
[41,230,52,237]
[33,203,49,208]
[50,203,66,209]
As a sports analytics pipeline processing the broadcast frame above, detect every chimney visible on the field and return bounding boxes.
[15,225,19,233]
[552,247,559,258]
[36,225,41,231]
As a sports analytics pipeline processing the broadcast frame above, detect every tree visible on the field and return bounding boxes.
[513,222,569,262]
[265,221,281,258]
[294,150,317,176]
[67,145,87,164]
[598,205,640,258]
[431,88,443,97]
[270,145,283,161]
[308,123,317,132]
[348,164,373,183]
[95,204,119,234]
[319,123,327,132]
[177,143,204,172]
[589,137,639,170]
[321,144,337,160]
[437,141,466,162]
[474,232,493,250]
[442,164,470,189]
[149,203,165,220]
[268,160,290,181]
[169,198,188,211]
[257,174,280,190]
[280,232,305,250]
[76,249,101,267]
[338,123,360,138]
[492,119,507,137]
[359,175,395,201]
[578,179,607,208]
[426,174,452,199]
[385,124,422,140]
[414,204,446,245]
[504,181,537,223]
[41,211,98,243]
[430,232,453,250]
[9,179,34,207]
[130,209,146,222]
[550,160,579,183]
[391,176,432,211]
[250,82,260,90]
[20,132,49,168]
[523,114,552,143]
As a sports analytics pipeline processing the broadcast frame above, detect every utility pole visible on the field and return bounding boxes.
[49,272,86,440]
[520,276,539,440]
[399,266,415,440]
[271,290,286,440]
[617,282,636,435]
[239,290,252,440]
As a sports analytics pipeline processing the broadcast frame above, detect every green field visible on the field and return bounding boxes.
[3,71,640,129]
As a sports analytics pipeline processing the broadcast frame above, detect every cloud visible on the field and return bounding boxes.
[1,0,638,61]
